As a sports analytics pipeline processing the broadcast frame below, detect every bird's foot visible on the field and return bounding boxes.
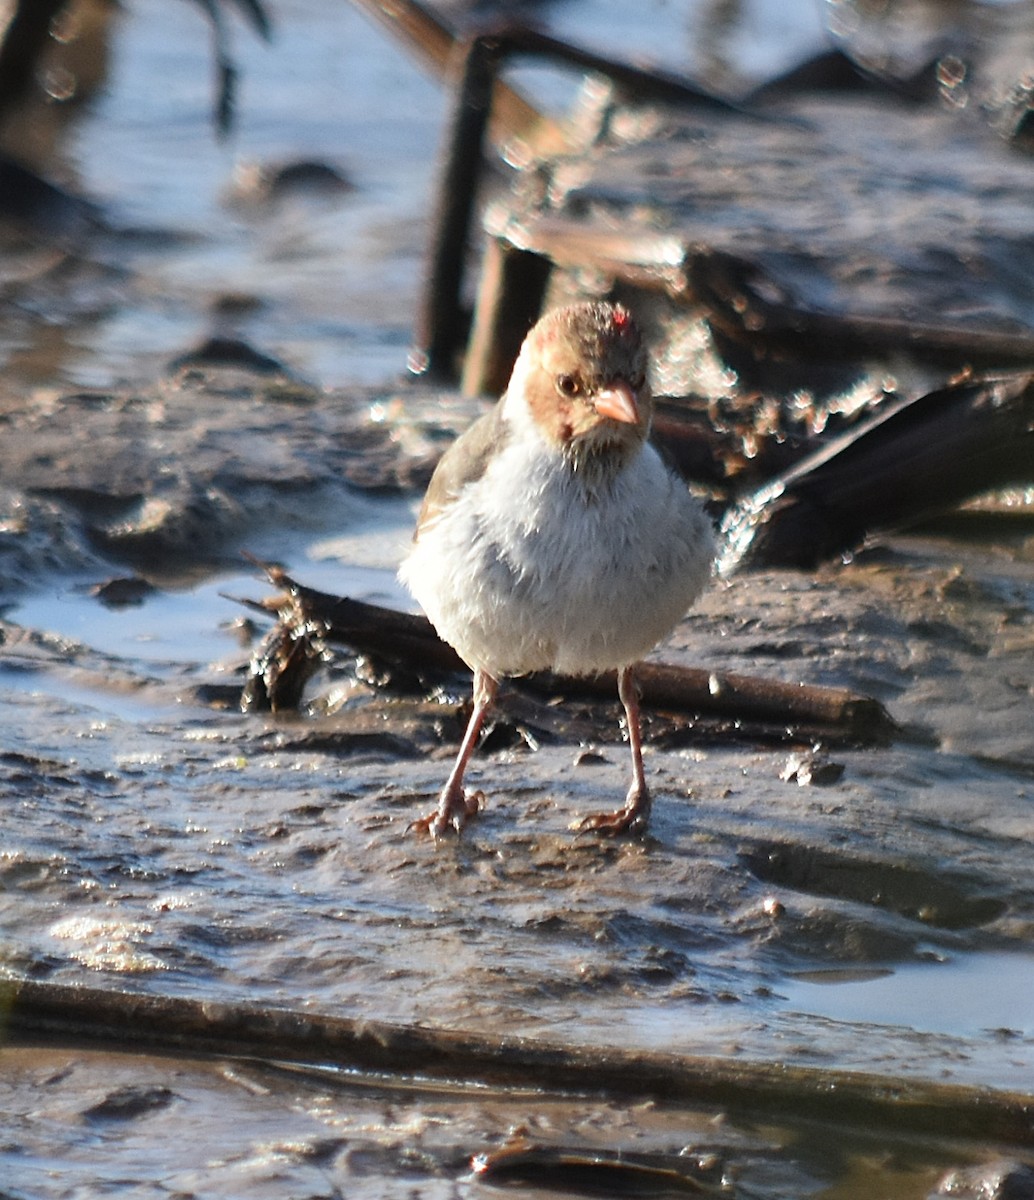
[575,786,651,837]
[409,788,485,839]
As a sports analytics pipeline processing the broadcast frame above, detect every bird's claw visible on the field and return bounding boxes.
[575,789,651,837]
[408,789,485,839]
[575,809,647,836]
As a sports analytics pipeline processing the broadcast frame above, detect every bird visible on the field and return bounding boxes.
[398,300,715,838]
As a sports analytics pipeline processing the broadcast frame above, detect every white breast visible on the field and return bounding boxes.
[399,431,715,678]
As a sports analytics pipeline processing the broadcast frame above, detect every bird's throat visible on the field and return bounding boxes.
[562,432,637,492]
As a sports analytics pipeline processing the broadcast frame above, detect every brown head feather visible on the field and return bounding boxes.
[512,302,652,471]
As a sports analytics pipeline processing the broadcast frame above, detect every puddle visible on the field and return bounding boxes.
[3,494,416,720]
[782,952,1034,1038]
[0,0,834,396]
[741,841,1009,931]
[0,670,186,725]
[16,561,406,667]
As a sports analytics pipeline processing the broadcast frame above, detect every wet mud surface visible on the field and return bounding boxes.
[9,1041,1023,1200]
[3,1,1034,1195]
[3,375,1034,1111]
[3,346,1034,1185]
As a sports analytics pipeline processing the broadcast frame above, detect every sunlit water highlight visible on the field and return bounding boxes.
[783,952,1034,1038]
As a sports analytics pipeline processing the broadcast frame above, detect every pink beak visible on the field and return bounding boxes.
[594,379,639,425]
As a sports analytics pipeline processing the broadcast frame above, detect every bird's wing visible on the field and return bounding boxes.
[413,401,507,537]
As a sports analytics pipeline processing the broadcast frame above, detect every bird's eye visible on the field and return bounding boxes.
[556,374,581,398]
[630,371,647,392]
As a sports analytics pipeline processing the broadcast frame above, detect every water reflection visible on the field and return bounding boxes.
[783,951,1034,1037]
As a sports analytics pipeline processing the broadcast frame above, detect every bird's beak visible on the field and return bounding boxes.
[593,380,639,425]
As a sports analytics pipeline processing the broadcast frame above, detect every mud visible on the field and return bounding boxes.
[7,1041,1016,1200]
[2,373,1033,1082]
[2,337,1034,1200]
[2,1,1034,1195]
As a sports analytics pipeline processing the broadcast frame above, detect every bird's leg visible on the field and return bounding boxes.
[578,664,652,835]
[410,668,499,838]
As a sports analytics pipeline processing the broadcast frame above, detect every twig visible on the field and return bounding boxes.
[240,564,896,743]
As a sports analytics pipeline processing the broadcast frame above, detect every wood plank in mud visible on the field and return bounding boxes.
[5,977,1034,1147]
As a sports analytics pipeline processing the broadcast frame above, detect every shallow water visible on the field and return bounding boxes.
[32,0,448,389]
[784,951,1034,1038]
[3,1,1034,1196]
[0,0,828,394]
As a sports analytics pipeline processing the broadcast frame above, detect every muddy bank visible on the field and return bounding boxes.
[14,1039,1031,1200]
[1,369,1033,1096]
[0,367,480,590]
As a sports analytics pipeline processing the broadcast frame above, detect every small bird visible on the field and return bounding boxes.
[399,301,715,837]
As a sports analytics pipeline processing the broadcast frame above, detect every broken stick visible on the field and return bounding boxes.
[239,565,895,743]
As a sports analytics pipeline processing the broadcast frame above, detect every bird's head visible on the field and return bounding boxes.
[506,301,652,471]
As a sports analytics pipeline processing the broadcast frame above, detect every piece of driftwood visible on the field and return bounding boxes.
[0,0,66,113]
[470,1142,725,1194]
[413,34,510,379]
[686,247,1034,367]
[400,13,745,378]
[239,565,895,743]
[348,0,735,146]
[348,0,546,149]
[469,211,1034,397]
[5,977,1034,1146]
[720,371,1034,571]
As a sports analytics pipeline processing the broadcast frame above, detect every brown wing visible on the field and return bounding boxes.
[413,401,508,538]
